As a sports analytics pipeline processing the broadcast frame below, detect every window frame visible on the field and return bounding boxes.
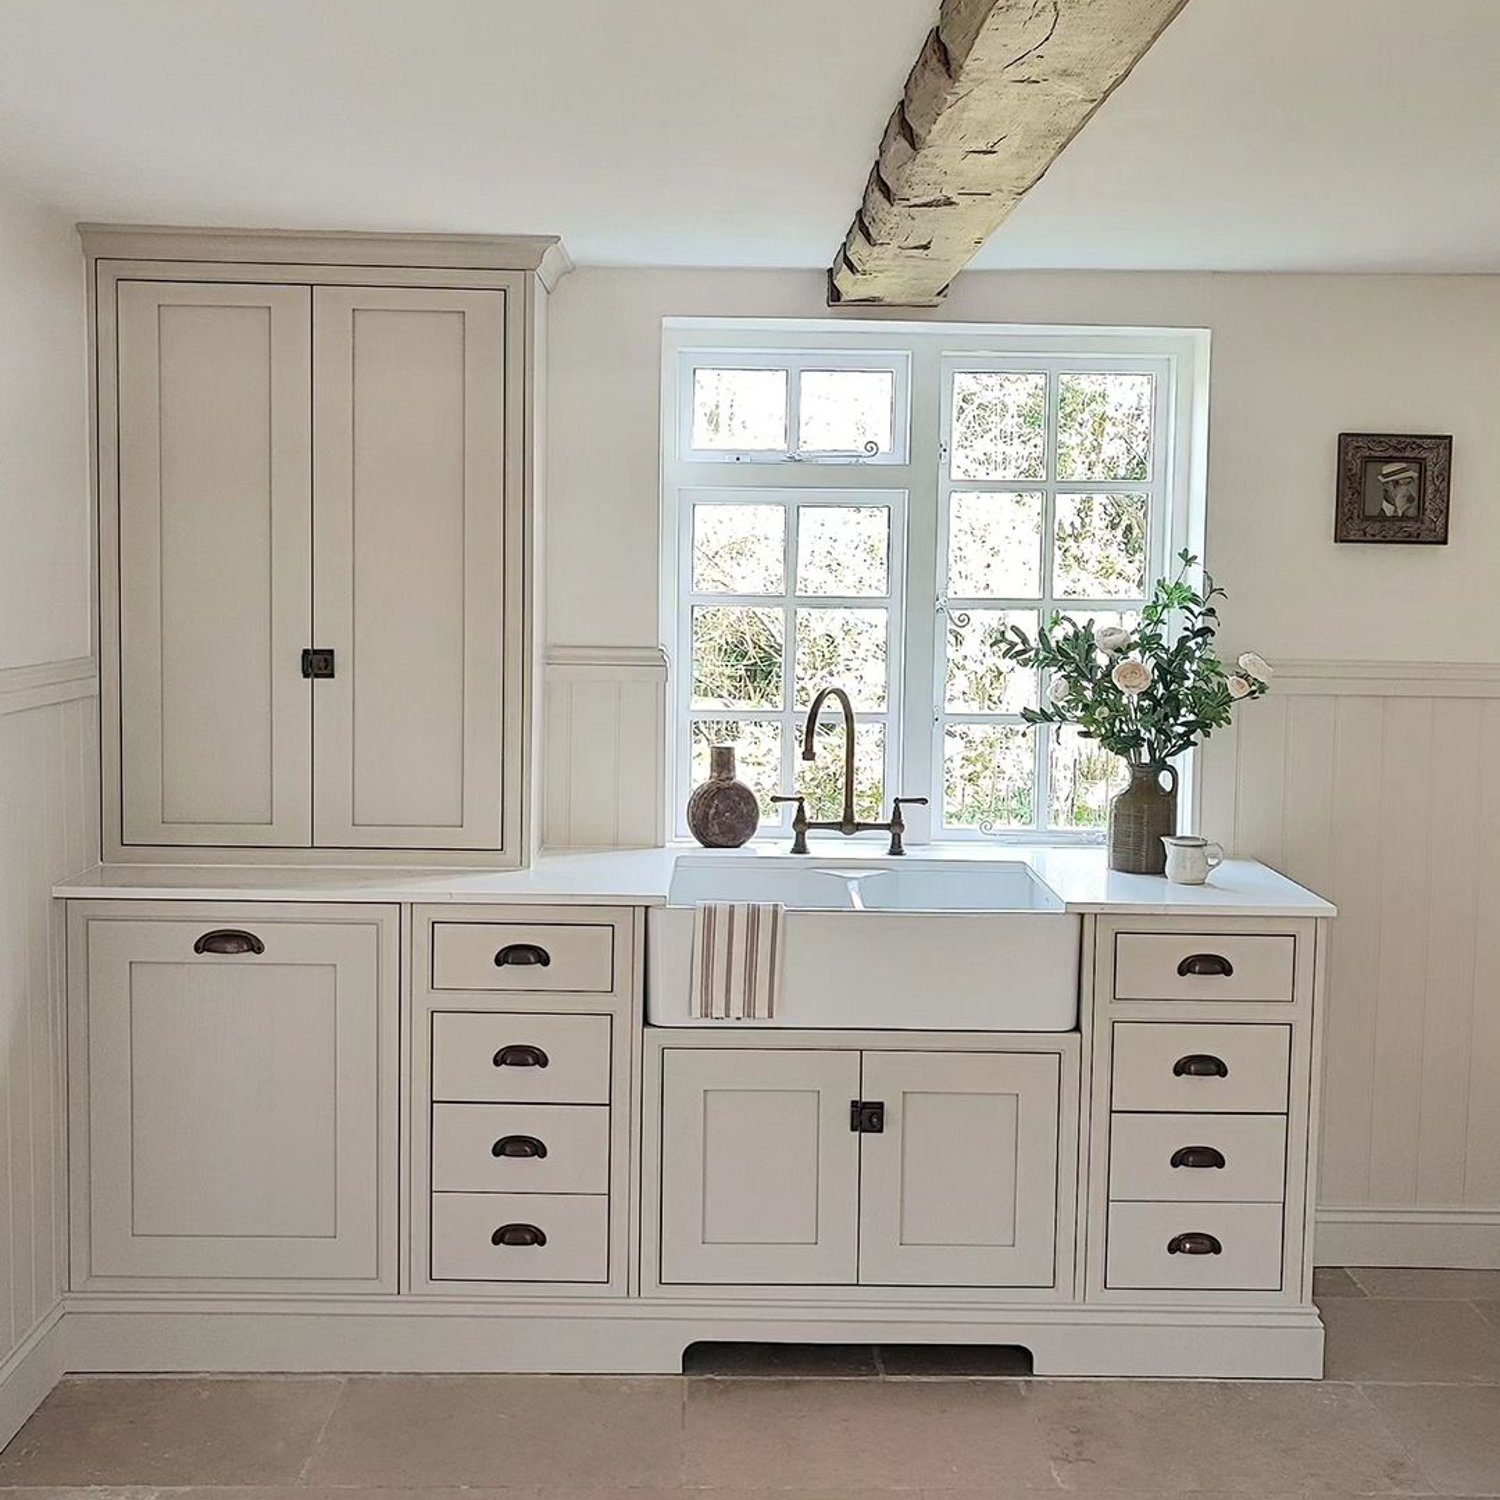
[661,320,1208,847]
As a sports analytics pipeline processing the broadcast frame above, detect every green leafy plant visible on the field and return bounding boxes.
[1000,551,1272,767]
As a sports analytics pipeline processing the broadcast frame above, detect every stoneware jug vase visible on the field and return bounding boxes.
[686,744,760,848]
[1108,762,1179,875]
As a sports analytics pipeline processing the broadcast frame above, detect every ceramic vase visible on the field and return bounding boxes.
[1108,762,1179,874]
[686,744,760,848]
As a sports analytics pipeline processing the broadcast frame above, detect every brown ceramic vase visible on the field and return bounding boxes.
[1108,762,1179,875]
[686,745,760,848]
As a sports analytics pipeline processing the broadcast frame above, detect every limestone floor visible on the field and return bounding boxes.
[2,1269,1498,1499]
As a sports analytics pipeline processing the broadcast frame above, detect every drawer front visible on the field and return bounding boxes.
[1109,1112,1288,1203]
[1106,1201,1284,1291]
[431,1191,609,1282]
[1113,932,1296,1003]
[1112,1022,1290,1114]
[432,921,616,993]
[432,1103,610,1194]
[432,1012,611,1104]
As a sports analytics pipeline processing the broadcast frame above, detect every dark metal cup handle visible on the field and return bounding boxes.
[493,1044,549,1069]
[491,1223,547,1248]
[492,1134,548,1159]
[1171,1145,1227,1170]
[1168,1232,1223,1256]
[1173,1053,1229,1078]
[193,929,265,956]
[1178,952,1234,978]
[495,943,551,968]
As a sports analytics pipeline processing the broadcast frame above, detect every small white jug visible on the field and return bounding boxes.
[1161,834,1224,885]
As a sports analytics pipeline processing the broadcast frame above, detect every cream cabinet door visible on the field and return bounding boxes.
[73,909,393,1286]
[858,1051,1060,1288]
[311,286,507,850]
[115,281,313,847]
[659,1048,860,1285]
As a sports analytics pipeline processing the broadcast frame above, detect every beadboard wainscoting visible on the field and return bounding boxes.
[0,657,98,1444]
[543,646,669,849]
[1200,661,1500,1270]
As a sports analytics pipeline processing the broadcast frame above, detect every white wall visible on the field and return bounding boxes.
[0,182,89,669]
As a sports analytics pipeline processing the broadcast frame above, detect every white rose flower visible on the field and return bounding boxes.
[1227,674,1252,699]
[1096,626,1131,654]
[1238,651,1274,682]
[1048,676,1072,706]
[1111,658,1153,694]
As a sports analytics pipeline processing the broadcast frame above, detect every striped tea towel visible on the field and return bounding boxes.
[691,902,785,1020]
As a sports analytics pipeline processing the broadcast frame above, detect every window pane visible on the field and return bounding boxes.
[692,367,787,450]
[798,369,894,454]
[692,503,785,594]
[691,719,783,817]
[1047,724,1126,830]
[802,720,885,824]
[947,491,1042,598]
[691,605,783,708]
[797,505,888,597]
[794,608,887,710]
[945,609,1039,714]
[1057,372,1153,481]
[1053,493,1149,599]
[950,371,1046,481]
[943,723,1035,830]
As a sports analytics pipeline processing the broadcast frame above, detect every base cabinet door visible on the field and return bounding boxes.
[71,905,396,1289]
[659,1048,860,1285]
[858,1051,1061,1288]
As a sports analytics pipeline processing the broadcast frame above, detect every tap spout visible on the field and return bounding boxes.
[802,685,857,832]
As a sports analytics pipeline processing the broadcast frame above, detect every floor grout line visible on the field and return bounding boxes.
[294,1373,351,1486]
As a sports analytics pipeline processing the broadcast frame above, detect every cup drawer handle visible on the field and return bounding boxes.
[1170,1145,1227,1170]
[193,929,265,956]
[495,943,551,968]
[493,1044,549,1069]
[1167,1232,1223,1256]
[491,1223,547,1248]
[1173,1053,1229,1078]
[1177,952,1234,977]
[492,1134,548,1159]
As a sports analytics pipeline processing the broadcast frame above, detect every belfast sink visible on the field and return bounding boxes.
[647,855,1080,1030]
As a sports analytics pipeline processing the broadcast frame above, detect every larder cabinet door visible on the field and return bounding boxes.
[858,1051,1061,1288]
[73,908,394,1287]
[311,286,509,850]
[115,281,313,847]
[659,1048,860,1285]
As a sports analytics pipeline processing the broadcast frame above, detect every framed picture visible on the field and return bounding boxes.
[1335,432,1452,544]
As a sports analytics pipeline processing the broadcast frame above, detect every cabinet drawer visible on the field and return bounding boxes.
[1109,1112,1287,1202]
[1113,933,1296,1003]
[432,1013,611,1104]
[432,1103,610,1194]
[432,922,615,993]
[1106,1201,1284,1291]
[431,1192,609,1282]
[1112,1023,1290,1114]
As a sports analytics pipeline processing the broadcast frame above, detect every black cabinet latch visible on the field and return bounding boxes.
[850,1099,885,1134]
[301,648,336,679]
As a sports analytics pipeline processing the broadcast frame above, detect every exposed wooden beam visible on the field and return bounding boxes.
[828,0,1192,307]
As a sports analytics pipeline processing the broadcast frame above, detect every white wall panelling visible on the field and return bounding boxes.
[543,647,668,849]
[1200,661,1500,1268]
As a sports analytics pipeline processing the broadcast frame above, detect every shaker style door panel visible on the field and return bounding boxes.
[76,911,390,1284]
[857,1051,1061,1288]
[659,1048,860,1285]
[115,281,313,846]
[311,286,508,850]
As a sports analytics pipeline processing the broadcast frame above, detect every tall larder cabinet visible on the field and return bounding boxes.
[87,227,567,865]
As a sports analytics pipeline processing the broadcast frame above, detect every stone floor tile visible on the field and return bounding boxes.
[1027,1379,1431,1494]
[302,1375,685,1489]
[1350,1267,1500,1300]
[682,1342,879,1378]
[682,1376,1054,1491]
[1475,1299,1500,1329]
[1322,1297,1500,1383]
[1313,1266,1367,1299]
[0,1379,342,1488]
[1366,1382,1500,1496]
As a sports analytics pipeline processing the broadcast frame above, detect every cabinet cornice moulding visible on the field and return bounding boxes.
[76,224,573,290]
[546,645,669,675]
[1270,659,1500,697]
[0,656,98,717]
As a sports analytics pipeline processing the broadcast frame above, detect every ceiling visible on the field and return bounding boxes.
[2,0,1498,274]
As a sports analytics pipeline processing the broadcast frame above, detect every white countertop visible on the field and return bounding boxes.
[55,843,1335,917]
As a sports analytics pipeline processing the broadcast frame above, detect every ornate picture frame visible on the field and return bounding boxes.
[1335,432,1452,544]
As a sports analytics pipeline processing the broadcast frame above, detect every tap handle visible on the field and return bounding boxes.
[887,797,929,856]
[771,795,809,854]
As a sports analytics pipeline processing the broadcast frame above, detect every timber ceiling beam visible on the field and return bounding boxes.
[828,0,1192,307]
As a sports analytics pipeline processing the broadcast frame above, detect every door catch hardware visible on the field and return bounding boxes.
[850,1099,885,1134]
[301,648,336,679]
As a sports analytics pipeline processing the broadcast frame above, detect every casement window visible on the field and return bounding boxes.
[661,321,1206,844]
